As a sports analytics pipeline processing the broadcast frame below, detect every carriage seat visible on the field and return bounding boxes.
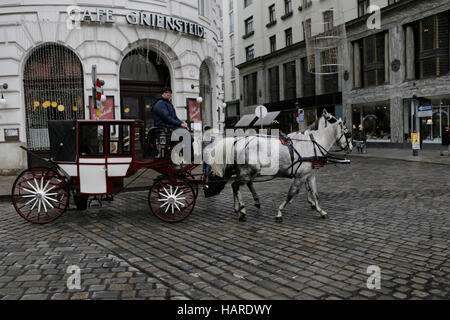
[147,127,173,158]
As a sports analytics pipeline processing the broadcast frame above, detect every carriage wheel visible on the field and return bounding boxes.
[11,168,70,224]
[148,175,196,223]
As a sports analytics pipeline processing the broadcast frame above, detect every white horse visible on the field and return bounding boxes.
[208,110,353,222]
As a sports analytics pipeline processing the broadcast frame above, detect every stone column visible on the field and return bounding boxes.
[353,42,361,88]
[405,25,415,81]
[296,58,303,98]
[390,96,404,143]
[315,53,323,95]
[389,26,406,85]
[385,32,390,83]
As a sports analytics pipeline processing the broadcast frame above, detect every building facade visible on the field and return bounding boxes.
[223,0,241,127]
[0,0,223,173]
[229,0,450,148]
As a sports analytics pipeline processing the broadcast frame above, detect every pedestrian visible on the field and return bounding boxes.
[355,124,366,154]
[442,125,450,156]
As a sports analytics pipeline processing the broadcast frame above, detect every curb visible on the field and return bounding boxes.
[347,154,450,166]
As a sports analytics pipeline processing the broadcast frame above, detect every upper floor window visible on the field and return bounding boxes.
[269,5,276,23]
[231,57,236,78]
[229,0,234,11]
[246,45,255,61]
[358,0,370,17]
[303,0,312,9]
[244,0,253,8]
[414,13,450,79]
[230,34,235,56]
[303,19,312,40]
[388,0,400,4]
[285,28,293,47]
[245,17,254,35]
[270,35,276,53]
[356,32,387,87]
[323,9,334,32]
[285,0,293,15]
[243,72,257,106]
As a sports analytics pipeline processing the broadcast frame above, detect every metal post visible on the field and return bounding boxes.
[92,65,97,112]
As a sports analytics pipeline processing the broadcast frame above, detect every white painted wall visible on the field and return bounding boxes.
[0,0,223,172]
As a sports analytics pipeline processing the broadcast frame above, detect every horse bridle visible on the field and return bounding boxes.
[323,114,352,151]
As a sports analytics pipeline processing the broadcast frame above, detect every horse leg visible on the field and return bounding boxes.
[276,177,304,223]
[247,182,261,209]
[307,174,327,219]
[232,181,247,222]
[305,175,317,210]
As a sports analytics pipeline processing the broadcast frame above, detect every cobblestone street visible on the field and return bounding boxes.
[0,157,448,300]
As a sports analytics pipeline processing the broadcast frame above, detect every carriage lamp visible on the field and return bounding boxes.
[0,83,8,106]
[196,96,203,104]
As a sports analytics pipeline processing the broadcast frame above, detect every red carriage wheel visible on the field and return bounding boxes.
[148,175,196,223]
[11,167,70,224]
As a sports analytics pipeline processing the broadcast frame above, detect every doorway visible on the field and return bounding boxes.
[120,48,171,134]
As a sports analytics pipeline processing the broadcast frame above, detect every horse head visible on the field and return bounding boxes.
[320,110,353,152]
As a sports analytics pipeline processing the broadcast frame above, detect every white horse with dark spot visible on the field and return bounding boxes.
[207,111,352,222]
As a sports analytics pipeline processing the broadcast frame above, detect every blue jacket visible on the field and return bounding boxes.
[152,97,183,129]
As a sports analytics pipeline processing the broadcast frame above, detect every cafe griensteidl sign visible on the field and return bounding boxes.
[67,7,206,39]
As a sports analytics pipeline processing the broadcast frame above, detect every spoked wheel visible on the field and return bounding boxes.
[11,168,70,224]
[148,175,196,223]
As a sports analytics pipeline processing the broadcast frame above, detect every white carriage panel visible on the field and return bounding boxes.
[57,164,78,177]
[79,165,107,194]
[79,158,106,164]
[107,165,130,177]
[107,158,132,164]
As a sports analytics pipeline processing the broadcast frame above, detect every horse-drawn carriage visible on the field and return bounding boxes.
[11,111,352,225]
[11,120,203,224]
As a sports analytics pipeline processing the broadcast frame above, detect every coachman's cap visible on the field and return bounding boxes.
[162,87,172,94]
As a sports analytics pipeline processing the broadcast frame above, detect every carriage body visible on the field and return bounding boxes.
[48,119,147,196]
[12,119,200,224]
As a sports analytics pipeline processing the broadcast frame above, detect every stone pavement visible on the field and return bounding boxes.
[0,157,448,300]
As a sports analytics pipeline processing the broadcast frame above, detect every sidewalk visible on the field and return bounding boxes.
[1,148,449,200]
[348,147,450,165]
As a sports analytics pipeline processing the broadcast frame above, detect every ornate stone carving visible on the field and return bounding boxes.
[391,59,401,72]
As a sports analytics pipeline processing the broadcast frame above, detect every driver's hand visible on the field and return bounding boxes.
[181,123,189,130]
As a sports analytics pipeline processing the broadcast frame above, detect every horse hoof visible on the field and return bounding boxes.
[239,215,247,222]
[255,203,261,209]
[275,217,283,223]
[321,214,328,220]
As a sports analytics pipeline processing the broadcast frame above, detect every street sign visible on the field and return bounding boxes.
[255,105,268,119]
[417,105,433,118]
[297,108,305,123]
[412,132,420,150]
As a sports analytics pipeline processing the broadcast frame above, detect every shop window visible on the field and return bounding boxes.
[414,13,450,79]
[23,44,85,151]
[109,124,131,155]
[420,99,450,144]
[352,105,391,141]
[80,124,105,156]
[244,72,257,106]
[284,61,297,100]
[268,66,279,103]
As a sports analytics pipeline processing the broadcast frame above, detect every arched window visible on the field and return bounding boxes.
[120,49,168,83]
[23,44,84,151]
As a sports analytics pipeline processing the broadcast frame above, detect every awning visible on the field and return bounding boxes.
[253,111,281,127]
[234,114,257,128]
